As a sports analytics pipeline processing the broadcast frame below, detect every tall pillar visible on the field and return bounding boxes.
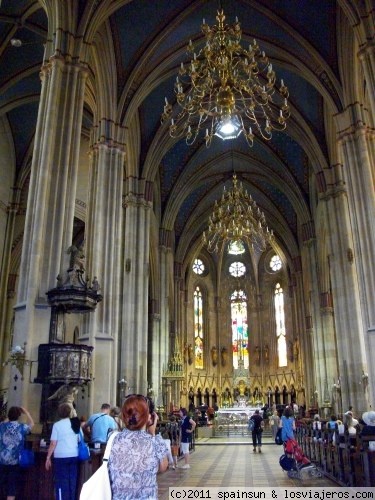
[120,178,152,394]
[358,41,375,121]
[301,221,325,406]
[159,228,173,393]
[80,122,125,410]
[173,261,184,354]
[149,307,161,403]
[291,256,309,400]
[334,101,374,408]
[9,54,88,413]
[0,192,20,387]
[323,170,369,413]
[319,292,338,403]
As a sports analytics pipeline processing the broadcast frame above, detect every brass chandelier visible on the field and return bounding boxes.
[161,9,290,147]
[202,174,273,253]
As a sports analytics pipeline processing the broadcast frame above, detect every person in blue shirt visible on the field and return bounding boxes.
[280,406,296,442]
[83,403,117,443]
[0,406,34,499]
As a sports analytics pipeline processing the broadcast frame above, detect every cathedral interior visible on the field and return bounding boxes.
[0,0,374,426]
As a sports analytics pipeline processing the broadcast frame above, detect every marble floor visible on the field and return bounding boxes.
[157,436,338,499]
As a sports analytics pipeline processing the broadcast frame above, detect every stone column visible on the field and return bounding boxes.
[323,173,368,413]
[173,261,184,358]
[80,122,125,410]
[301,221,324,406]
[120,178,152,394]
[149,307,161,404]
[159,229,173,388]
[358,41,375,121]
[0,193,20,387]
[334,101,374,408]
[9,54,88,411]
[319,292,338,404]
[291,256,309,400]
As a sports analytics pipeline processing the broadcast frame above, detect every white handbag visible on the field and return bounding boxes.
[80,431,118,500]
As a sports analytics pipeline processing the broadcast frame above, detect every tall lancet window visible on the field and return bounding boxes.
[274,282,287,367]
[194,286,204,369]
[231,290,249,369]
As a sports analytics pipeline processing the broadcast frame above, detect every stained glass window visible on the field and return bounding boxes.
[194,286,204,369]
[270,254,282,271]
[231,289,249,369]
[229,261,246,277]
[274,282,287,366]
[228,239,245,255]
[193,258,205,275]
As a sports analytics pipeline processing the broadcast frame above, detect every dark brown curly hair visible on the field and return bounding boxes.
[8,406,22,421]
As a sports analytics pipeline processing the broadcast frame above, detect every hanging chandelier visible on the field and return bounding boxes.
[161,9,290,147]
[202,174,273,253]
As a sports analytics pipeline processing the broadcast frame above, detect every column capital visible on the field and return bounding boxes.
[358,39,375,61]
[159,228,173,250]
[334,102,373,142]
[292,256,302,273]
[40,55,89,80]
[301,220,315,246]
[90,119,127,151]
[174,261,183,280]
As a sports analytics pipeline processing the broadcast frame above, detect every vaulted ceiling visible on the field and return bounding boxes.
[0,0,362,267]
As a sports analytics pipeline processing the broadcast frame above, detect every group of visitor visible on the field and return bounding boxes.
[0,397,196,499]
[248,402,375,457]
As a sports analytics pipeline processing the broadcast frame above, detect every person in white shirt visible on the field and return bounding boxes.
[45,403,81,500]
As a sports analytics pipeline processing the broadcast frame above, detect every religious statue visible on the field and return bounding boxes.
[255,346,260,365]
[293,338,299,362]
[188,387,195,410]
[221,346,228,367]
[47,384,78,417]
[180,386,188,408]
[183,343,188,363]
[290,384,297,404]
[67,244,85,271]
[275,385,281,405]
[197,388,202,406]
[264,344,269,363]
[238,379,245,396]
[282,385,288,405]
[204,388,210,406]
[187,344,193,365]
[92,276,100,291]
[212,388,218,408]
[288,340,294,362]
[267,386,273,406]
[223,387,232,406]
[211,345,218,366]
